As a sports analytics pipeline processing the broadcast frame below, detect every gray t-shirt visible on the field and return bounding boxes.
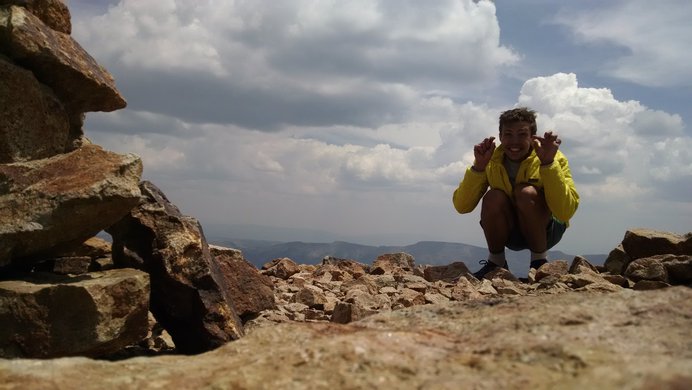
[503,157,520,187]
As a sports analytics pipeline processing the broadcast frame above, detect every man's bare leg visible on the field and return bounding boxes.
[480,189,514,261]
[514,184,551,267]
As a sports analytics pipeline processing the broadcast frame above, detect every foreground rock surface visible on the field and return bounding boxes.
[0,268,149,358]
[1,287,690,389]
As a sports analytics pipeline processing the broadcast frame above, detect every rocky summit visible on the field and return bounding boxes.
[1,1,691,389]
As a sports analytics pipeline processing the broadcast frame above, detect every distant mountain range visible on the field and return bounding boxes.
[207,237,608,278]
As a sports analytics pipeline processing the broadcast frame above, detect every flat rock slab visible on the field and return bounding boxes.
[1,287,690,389]
[0,268,149,358]
[0,5,126,113]
[0,144,142,268]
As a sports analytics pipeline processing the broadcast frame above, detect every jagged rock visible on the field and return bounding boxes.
[320,256,370,277]
[603,244,630,275]
[484,266,519,282]
[54,236,112,258]
[396,287,425,307]
[654,254,692,284]
[569,255,599,274]
[624,257,668,283]
[0,56,70,163]
[601,274,629,287]
[492,278,526,295]
[450,277,482,301]
[293,284,326,310]
[52,256,91,274]
[632,280,671,290]
[535,260,569,281]
[0,268,149,358]
[370,252,415,275]
[0,0,71,34]
[107,181,243,354]
[560,273,620,290]
[5,288,690,389]
[621,228,692,260]
[209,245,276,321]
[0,5,126,115]
[263,257,301,280]
[423,261,471,282]
[0,144,142,269]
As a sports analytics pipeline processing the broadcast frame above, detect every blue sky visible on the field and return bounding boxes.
[66,0,691,254]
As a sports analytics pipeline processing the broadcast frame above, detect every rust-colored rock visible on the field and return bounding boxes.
[0,56,69,163]
[423,261,471,282]
[0,0,71,34]
[0,144,142,268]
[262,257,301,279]
[0,6,126,114]
[209,245,276,321]
[107,181,244,354]
[370,252,415,275]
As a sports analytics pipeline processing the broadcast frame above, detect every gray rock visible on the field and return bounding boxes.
[621,228,692,260]
[603,244,631,275]
[624,257,669,283]
[0,268,149,358]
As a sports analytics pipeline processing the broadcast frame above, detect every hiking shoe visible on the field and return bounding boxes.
[530,259,548,270]
[472,259,508,280]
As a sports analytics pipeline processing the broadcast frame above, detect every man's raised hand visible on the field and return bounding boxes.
[472,137,496,171]
[532,131,561,165]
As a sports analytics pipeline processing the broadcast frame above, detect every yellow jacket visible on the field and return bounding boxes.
[452,145,579,224]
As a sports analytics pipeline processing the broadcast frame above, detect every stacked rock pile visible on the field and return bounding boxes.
[0,1,274,359]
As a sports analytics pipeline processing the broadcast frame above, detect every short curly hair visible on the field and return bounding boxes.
[498,107,537,135]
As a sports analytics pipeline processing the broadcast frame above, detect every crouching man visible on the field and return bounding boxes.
[452,107,579,279]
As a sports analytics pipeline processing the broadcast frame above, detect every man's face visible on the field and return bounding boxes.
[500,121,533,162]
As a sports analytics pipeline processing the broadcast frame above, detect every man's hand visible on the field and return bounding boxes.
[472,137,496,171]
[532,131,561,165]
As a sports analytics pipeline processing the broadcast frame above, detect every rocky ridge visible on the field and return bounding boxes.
[1,2,691,388]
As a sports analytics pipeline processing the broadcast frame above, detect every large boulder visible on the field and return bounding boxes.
[209,245,276,322]
[621,229,692,260]
[0,268,149,358]
[0,144,142,269]
[0,5,126,115]
[108,181,244,354]
[0,55,70,163]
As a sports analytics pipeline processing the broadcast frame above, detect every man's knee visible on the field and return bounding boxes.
[483,188,509,207]
[482,189,511,211]
[514,184,543,211]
